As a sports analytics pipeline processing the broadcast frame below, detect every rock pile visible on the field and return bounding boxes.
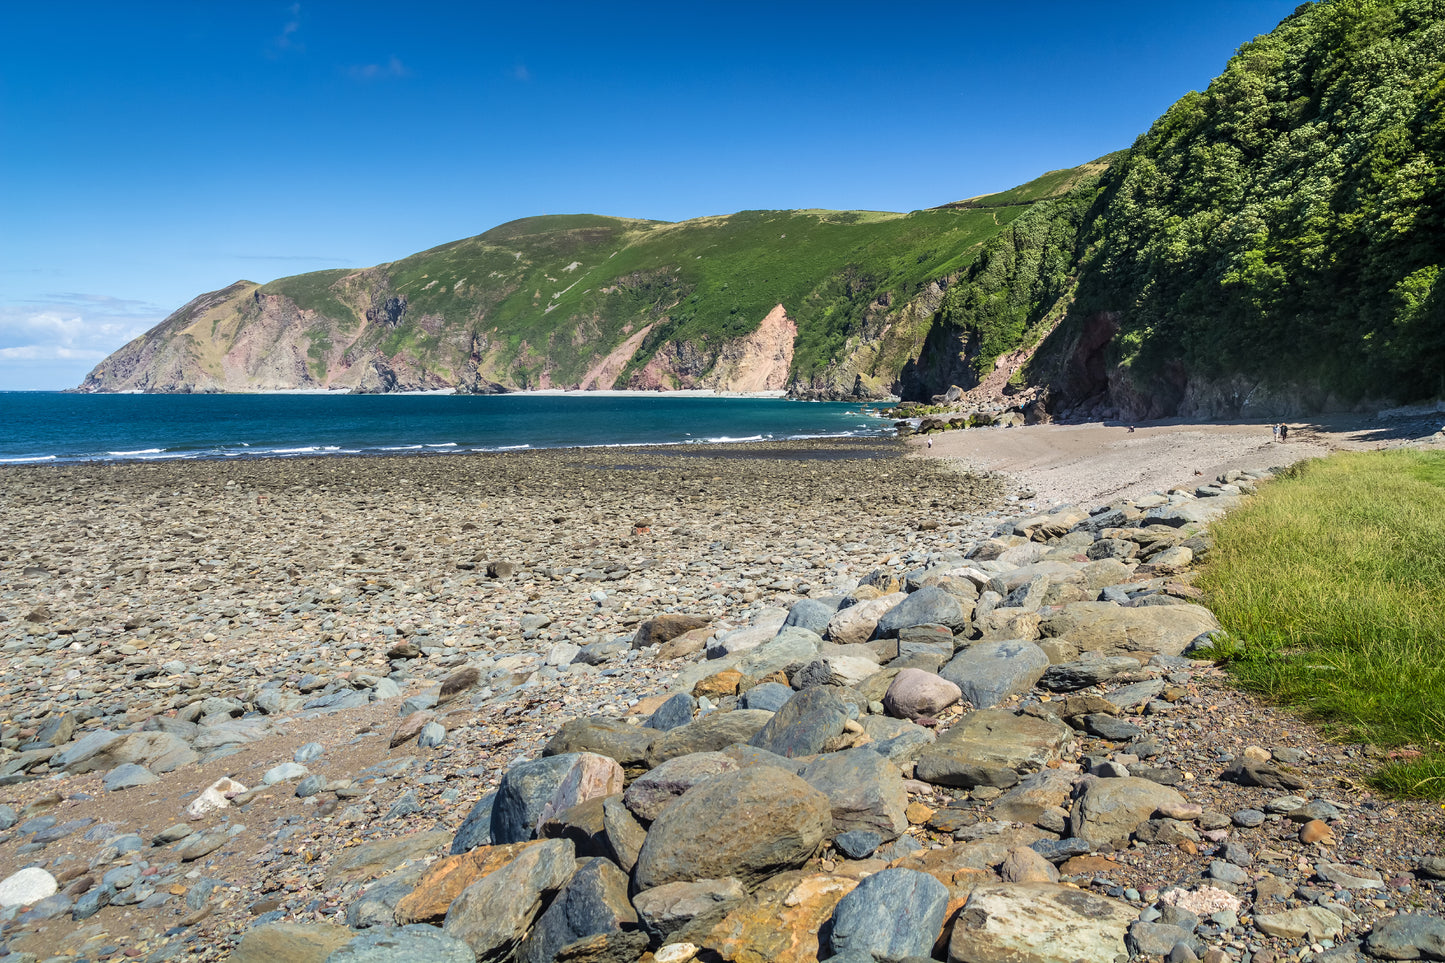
[0,449,1442,962]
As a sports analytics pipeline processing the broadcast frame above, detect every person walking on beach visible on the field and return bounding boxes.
[1271,424,1279,443]
[1279,424,1289,442]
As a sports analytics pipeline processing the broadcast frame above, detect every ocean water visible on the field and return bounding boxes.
[0,392,893,464]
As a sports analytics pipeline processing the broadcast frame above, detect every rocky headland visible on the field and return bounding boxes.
[0,433,1443,963]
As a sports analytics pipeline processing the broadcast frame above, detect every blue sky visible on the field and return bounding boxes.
[1,1,1303,390]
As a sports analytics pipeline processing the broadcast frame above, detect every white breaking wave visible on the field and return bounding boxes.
[108,448,164,455]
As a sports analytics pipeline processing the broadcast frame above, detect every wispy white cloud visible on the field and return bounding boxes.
[347,55,410,81]
[271,2,304,56]
[0,299,161,368]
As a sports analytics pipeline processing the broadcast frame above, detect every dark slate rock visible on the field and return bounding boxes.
[601,797,646,873]
[643,693,696,732]
[738,682,793,712]
[1364,913,1445,960]
[939,639,1049,709]
[1128,921,1194,958]
[442,838,576,961]
[1233,808,1266,828]
[1030,837,1093,863]
[800,746,908,840]
[623,752,740,823]
[326,924,474,963]
[825,867,949,961]
[1040,657,1141,692]
[747,686,848,758]
[633,878,749,943]
[874,587,968,637]
[834,831,883,860]
[492,755,586,845]
[785,598,844,635]
[517,858,638,963]
[346,876,418,929]
[645,710,773,768]
[451,792,496,855]
[1082,714,1144,741]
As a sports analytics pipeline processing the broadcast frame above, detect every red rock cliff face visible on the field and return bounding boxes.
[626,305,796,392]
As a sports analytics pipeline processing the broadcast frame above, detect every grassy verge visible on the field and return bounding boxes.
[1198,450,1445,798]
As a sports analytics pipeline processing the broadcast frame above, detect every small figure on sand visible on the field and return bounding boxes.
[1279,424,1289,442]
[1127,425,1135,433]
[1271,424,1280,442]
[926,436,932,448]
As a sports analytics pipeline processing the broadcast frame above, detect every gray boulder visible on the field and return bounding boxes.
[826,868,949,961]
[800,746,908,841]
[517,858,638,963]
[874,587,969,637]
[633,878,748,942]
[1070,776,1187,846]
[492,754,586,844]
[623,752,740,823]
[748,686,849,758]
[784,597,844,635]
[450,792,495,854]
[542,717,655,775]
[633,768,831,890]
[914,709,1071,789]
[325,925,474,963]
[643,693,696,732]
[646,710,773,768]
[939,639,1049,709]
[947,882,1135,963]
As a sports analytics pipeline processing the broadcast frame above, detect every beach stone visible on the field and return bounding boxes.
[50,729,122,771]
[518,858,638,963]
[826,593,907,646]
[396,842,542,923]
[785,598,842,636]
[1316,861,1384,890]
[1070,776,1186,846]
[1039,601,1222,657]
[1000,845,1062,883]
[939,639,1049,709]
[103,762,159,791]
[695,872,859,963]
[602,796,647,872]
[739,682,793,712]
[264,762,310,785]
[646,709,773,767]
[450,792,496,854]
[1082,714,1143,741]
[534,753,624,832]
[634,877,748,942]
[748,686,849,758]
[0,867,57,908]
[325,925,474,963]
[1040,656,1141,692]
[634,614,709,649]
[645,693,696,731]
[1128,921,1195,958]
[991,768,1081,824]
[834,830,883,859]
[875,586,969,636]
[349,877,418,930]
[442,838,576,960]
[539,795,611,858]
[1145,498,1240,527]
[881,667,960,720]
[230,922,352,963]
[437,666,483,703]
[1364,912,1445,960]
[800,746,909,840]
[624,752,740,822]
[1220,759,1310,791]
[947,882,1135,963]
[334,830,451,881]
[975,607,1042,642]
[417,721,447,748]
[493,754,594,844]
[914,708,1071,789]
[550,931,652,962]
[826,867,949,961]
[543,716,656,774]
[1254,906,1344,941]
[634,768,831,890]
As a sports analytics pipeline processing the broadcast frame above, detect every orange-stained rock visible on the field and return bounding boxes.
[905,802,935,825]
[889,844,996,895]
[693,670,743,700]
[1300,819,1335,845]
[394,841,541,923]
[698,872,859,963]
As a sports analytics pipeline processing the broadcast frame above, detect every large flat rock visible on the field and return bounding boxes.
[1039,601,1221,657]
[947,882,1136,963]
[914,709,1071,789]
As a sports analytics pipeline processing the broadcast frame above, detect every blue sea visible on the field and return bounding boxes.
[0,392,894,464]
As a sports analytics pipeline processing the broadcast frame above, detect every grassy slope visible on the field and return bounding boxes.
[249,179,1092,388]
[1199,450,1445,797]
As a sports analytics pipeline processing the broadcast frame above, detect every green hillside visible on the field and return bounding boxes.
[258,206,1030,389]
[944,0,1445,411]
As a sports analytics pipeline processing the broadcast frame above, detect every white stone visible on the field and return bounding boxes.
[185,776,248,820]
[0,867,57,908]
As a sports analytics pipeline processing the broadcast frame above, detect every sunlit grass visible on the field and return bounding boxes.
[1198,450,1445,798]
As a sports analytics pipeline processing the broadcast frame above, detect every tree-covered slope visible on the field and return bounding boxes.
[930,0,1445,416]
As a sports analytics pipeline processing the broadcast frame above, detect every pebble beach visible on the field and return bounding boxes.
[0,427,1443,963]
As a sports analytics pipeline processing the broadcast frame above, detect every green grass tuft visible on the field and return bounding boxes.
[1200,450,1445,797]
